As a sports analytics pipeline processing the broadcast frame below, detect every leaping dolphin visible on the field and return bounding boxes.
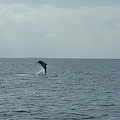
[37,61,47,74]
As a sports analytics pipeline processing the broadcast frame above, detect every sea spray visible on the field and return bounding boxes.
[36,64,45,75]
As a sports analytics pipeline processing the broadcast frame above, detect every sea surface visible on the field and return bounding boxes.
[0,58,120,120]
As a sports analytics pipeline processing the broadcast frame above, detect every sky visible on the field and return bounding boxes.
[0,0,120,58]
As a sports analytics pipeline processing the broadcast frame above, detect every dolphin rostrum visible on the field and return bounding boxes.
[37,61,47,73]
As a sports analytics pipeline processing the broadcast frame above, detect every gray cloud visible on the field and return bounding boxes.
[0,4,120,58]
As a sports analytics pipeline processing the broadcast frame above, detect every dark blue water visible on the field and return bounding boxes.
[0,58,120,120]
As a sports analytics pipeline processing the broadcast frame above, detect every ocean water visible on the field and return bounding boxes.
[0,58,120,120]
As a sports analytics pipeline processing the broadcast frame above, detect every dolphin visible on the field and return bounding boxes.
[37,61,47,73]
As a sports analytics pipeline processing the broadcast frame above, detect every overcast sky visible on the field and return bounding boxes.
[0,0,120,58]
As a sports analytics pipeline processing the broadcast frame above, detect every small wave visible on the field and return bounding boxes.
[15,73,29,77]
[15,110,27,113]
[63,118,80,120]
[100,103,115,107]
[14,72,37,77]
[81,114,108,119]
[50,75,58,77]
[36,72,46,76]
[81,116,98,119]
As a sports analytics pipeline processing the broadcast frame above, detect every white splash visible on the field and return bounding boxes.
[36,65,45,76]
